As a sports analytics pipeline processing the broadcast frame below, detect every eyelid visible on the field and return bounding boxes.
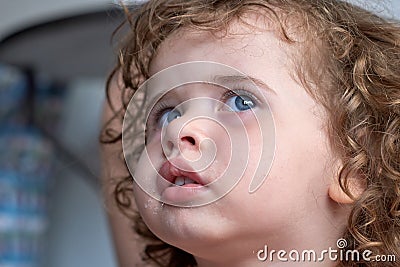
[221,87,260,105]
[147,84,261,128]
[148,101,172,126]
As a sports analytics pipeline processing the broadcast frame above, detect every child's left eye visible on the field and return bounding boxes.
[224,94,256,112]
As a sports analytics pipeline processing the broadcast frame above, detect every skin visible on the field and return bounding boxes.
[128,17,351,267]
[100,14,360,266]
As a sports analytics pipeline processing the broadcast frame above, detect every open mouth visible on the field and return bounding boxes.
[157,159,216,206]
[173,176,200,186]
[158,160,205,187]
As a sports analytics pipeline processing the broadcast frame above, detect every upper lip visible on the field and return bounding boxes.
[158,159,206,186]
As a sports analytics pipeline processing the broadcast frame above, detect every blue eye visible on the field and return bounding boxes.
[225,94,255,112]
[158,109,181,127]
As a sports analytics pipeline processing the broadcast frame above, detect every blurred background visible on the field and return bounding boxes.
[0,1,399,267]
[0,1,133,266]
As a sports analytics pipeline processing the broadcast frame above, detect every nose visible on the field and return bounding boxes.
[181,135,196,146]
[161,112,213,160]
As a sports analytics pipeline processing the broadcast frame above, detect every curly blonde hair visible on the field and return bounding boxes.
[101,0,400,266]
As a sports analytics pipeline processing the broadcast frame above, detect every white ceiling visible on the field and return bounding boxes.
[0,0,113,40]
[0,0,399,40]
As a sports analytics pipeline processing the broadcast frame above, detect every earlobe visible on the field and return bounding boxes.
[328,175,366,204]
[328,182,355,204]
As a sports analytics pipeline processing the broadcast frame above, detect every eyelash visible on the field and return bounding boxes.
[148,87,259,129]
[220,88,258,105]
[149,101,171,126]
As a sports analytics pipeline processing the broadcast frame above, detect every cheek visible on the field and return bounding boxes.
[131,146,163,210]
[132,153,153,205]
[132,182,148,210]
[132,183,165,235]
[237,107,275,186]
[241,115,267,180]
[260,123,333,213]
[232,110,333,216]
[146,132,162,157]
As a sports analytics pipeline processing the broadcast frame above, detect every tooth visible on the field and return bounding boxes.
[174,177,185,186]
[184,178,196,184]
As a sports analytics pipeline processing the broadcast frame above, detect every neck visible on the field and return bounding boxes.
[193,226,345,267]
[196,255,339,267]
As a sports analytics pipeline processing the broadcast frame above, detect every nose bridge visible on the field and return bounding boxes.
[161,101,216,156]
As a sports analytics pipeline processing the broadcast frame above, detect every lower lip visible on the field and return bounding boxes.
[161,184,207,205]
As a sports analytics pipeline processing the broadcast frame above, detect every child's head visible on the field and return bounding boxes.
[102,0,400,266]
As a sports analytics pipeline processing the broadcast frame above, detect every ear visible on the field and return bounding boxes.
[328,164,366,204]
[328,175,366,204]
[328,181,355,204]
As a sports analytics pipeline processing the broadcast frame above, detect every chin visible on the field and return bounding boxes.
[141,200,232,247]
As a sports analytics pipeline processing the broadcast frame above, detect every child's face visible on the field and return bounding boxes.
[129,17,348,263]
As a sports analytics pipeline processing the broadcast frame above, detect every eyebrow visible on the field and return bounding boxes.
[146,74,277,102]
[212,75,277,95]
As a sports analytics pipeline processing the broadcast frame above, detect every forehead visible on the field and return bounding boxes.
[148,15,296,79]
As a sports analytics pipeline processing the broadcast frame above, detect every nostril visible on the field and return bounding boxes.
[181,136,196,146]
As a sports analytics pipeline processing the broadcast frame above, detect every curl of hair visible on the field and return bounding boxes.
[100,0,400,266]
